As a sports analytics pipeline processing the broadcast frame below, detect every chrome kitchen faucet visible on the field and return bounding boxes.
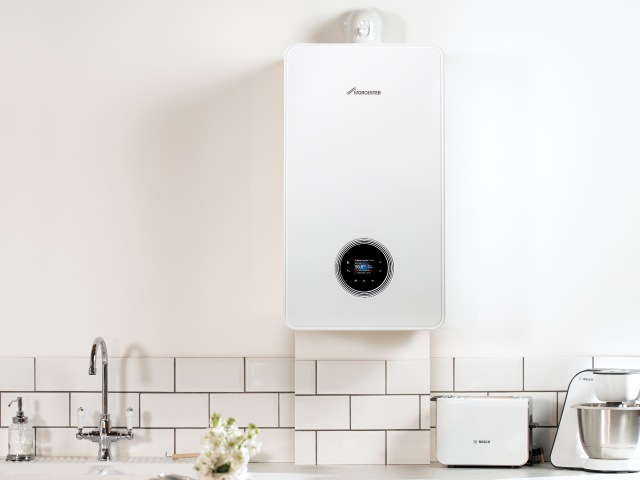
[76,336,134,460]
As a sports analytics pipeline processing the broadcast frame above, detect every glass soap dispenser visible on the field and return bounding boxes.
[6,397,35,461]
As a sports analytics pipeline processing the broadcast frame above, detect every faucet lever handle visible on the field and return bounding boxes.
[77,407,85,430]
[126,407,134,430]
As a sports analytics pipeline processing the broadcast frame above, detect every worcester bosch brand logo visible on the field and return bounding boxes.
[346,87,382,96]
[473,440,491,444]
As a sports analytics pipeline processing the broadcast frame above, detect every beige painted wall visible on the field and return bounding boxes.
[1,1,640,357]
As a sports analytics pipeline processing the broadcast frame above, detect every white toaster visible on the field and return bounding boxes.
[434,396,532,467]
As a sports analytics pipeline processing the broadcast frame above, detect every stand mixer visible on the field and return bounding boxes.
[551,369,640,472]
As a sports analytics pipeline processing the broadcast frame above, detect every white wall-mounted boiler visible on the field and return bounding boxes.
[284,44,444,330]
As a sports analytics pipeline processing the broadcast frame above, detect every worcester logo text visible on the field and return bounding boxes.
[346,87,382,96]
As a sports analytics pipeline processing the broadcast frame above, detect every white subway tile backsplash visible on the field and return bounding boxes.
[112,428,175,457]
[109,358,174,392]
[558,391,567,423]
[489,392,558,427]
[175,358,244,392]
[70,392,139,428]
[387,360,430,394]
[0,358,34,392]
[175,428,207,455]
[36,428,97,456]
[246,358,294,393]
[421,395,431,429]
[36,358,98,392]
[295,361,316,395]
[594,357,640,369]
[0,428,6,458]
[351,396,419,430]
[141,393,208,428]
[430,357,453,392]
[295,396,350,430]
[252,428,294,463]
[210,393,279,428]
[1,392,68,427]
[524,357,591,391]
[317,361,385,395]
[317,431,385,465]
[387,430,430,465]
[279,393,294,428]
[455,357,522,392]
[295,431,316,465]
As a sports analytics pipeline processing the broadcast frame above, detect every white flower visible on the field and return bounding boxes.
[195,413,261,480]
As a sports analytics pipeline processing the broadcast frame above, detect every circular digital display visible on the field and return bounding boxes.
[335,238,394,298]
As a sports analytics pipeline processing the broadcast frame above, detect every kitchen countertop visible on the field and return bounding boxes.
[3,459,640,479]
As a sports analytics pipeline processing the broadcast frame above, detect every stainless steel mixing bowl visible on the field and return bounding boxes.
[574,403,640,460]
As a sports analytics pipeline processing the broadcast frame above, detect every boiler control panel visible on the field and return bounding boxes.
[335,238,393,298]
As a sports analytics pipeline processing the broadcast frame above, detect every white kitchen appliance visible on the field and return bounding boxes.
[551,369,640,472]
[284,44,444,330]
[434,396,532,467]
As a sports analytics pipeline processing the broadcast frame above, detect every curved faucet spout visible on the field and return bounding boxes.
[79,336,133,461]
[89,337,108,418]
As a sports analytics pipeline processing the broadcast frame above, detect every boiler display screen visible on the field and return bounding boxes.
[335,239,394,297]
[354,259,375,275]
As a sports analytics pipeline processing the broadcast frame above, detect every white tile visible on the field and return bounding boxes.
[141,393,208,428]
[175,428,207,455]
[317,361,385,394]
[279,393,294,428]
[210,393,279,428]
[421,395,431,429]
[594,357,640,369]
[0,358,34,391]
[112,428,175,457]
[317,431,385,465]
[387,360,430,394]
[558,392,567,423]
[295,396,350,430]
[246,358,294,393]
[37,357,173,393]
[0,428,7,458]
[36,428,98,456]
[455,358,523,391]
[1,392,68,427]
[431,357,454,392]
[70,392,139,428]
[252,428,294,463]
[176,358,244,392]
[109,358,174,392]
[295,361,316,395]
[351,396,419,430]
[387,430,430,465]
[524,357,592,391]
[36,358,98,391]
[489,392,558,427]
[295,431,316,465]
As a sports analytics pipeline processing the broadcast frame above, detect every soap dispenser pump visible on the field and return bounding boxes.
[6,397,35,461]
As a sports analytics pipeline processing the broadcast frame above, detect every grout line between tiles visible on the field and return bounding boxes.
[33,357,37,392]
